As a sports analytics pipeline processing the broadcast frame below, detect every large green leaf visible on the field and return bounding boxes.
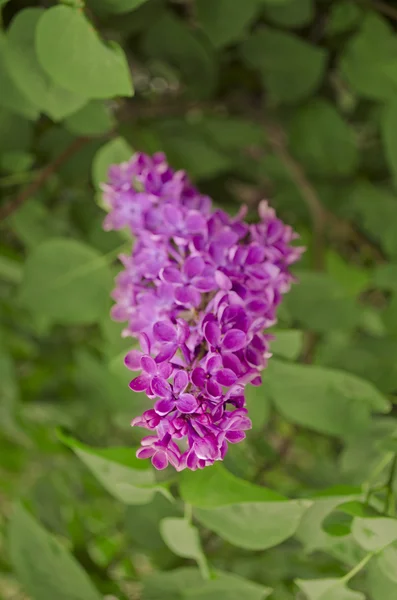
[241,27,327,103]
[352,517,397,551]
[263,359,389,436]
[0,33,39,119]
[179,464,309,550]
[340,14,397,101]
[284,271,359,333]
[368,556,397,600]
[288,99,358,177]
[160,518,209,578]
[346,182,397,259]
[196,0,263,48]
[142,568,272,600]
[296,488,361,552]
[8,504,102,600]
[6,8,87,120]
[18,238,113,325]
[296,578,365,600]
[35,6,133,99]
[64,100,115,136]
[59,433,170,504]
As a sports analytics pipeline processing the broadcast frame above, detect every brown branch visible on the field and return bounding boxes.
[0,137,89,222]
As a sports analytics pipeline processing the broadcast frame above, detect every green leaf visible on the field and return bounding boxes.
[160,518,209,578]
[18,238,113,325]
[35,6,133,99]
[92,136,133,188]
[263,0,314,29]
[6,8,87,121]
[9,200,63,249]
[377,543,397,583]
[288,99,358,177]
[296,578,365,600]
[263,359,390,437]
[326,252,370,296]
[0,255,22,284]
[285,271,359,333]
[142,13,217,99]
[352,517,397,551]
[88,0,149,14]
[368,554,397,600]
[296,488,361,552]
[64,100,115,136]
[381,101,397,189]
[125,494,181,551]
[269,330,303,360]
[196,0,263,48]
[184,571,272,600]
[143,568,271,600]
[326,1,362,36]
[346,182,397,259]
[180,464,309,550]
[0,33,39,120]
[59,432,170,504]
[340,14,397,101]
[8,504,102,600]
[241,27,326,103]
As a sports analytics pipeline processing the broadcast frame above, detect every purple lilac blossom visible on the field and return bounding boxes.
[102,152,303,471]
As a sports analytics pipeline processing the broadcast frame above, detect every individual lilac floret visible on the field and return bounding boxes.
[103,152,303,471]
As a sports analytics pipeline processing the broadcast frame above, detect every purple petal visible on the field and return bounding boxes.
[177,393,198,414]
[207,379,222,398]
[222,329,247,352]
[161,266,183,284]
[194,276,216,292]
[155,342,178,363]
[206,354,222,374]
[136,447,155,459]
[152,450,168,470]
[154,398,176,416]
[153,320,177,342]
[215,270,232,290]
[226,431,246,443]
[194,435,219,460]
[124,350,143,371]
[129,374,150,392]
[151,376,172,398]
[158,362,173,379]
[174,370,188,394]
[183,255,205,279]
[141,355,157,375]
[204,321,221,347]
[175,285,201,307]
[139,333,151,355]
[247,244,265,264]
[192,367,206,388]
[216,368,238,386]
[186,211,207,233]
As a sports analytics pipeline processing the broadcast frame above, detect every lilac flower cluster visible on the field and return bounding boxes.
[102,152,303,471]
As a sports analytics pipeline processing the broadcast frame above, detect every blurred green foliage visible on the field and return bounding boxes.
[2,0,397,599]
